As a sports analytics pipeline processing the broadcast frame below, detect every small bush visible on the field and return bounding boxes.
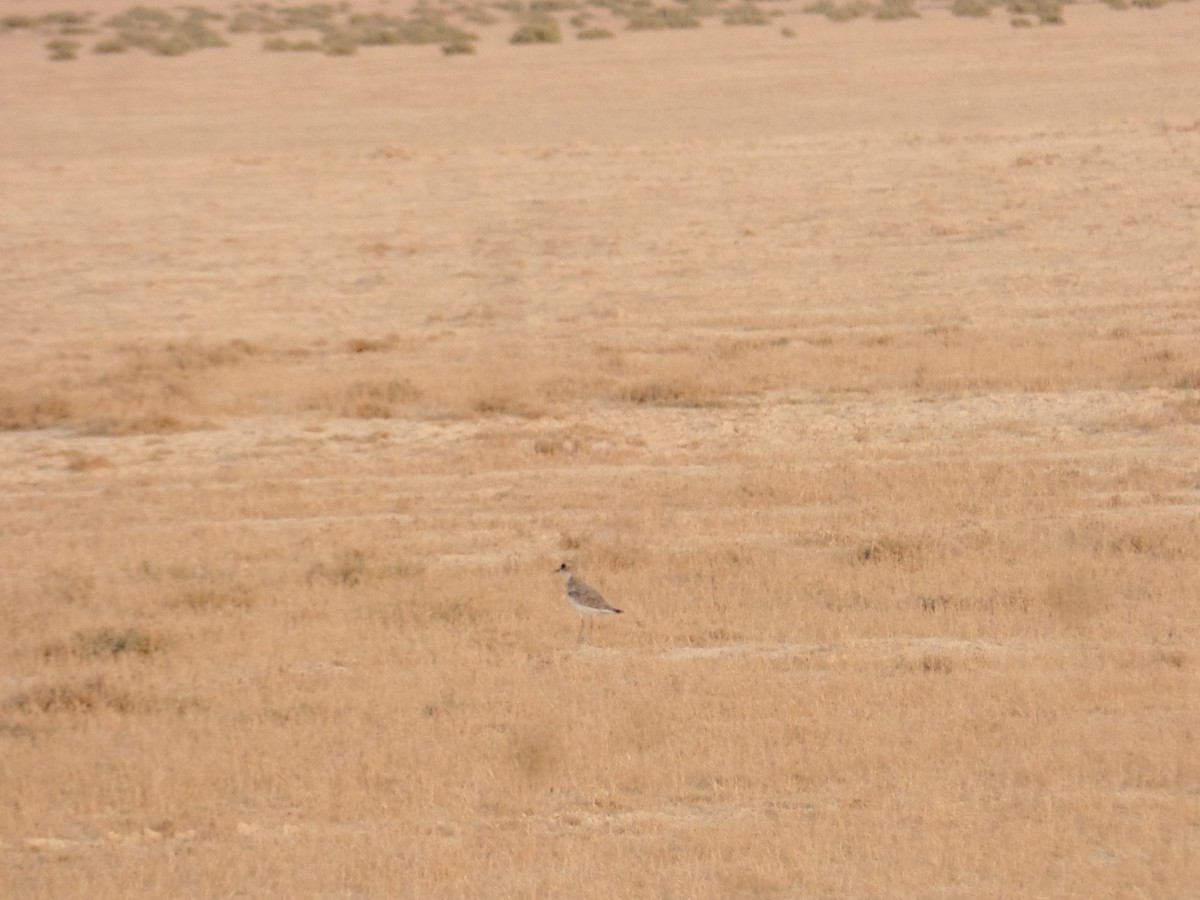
[951,0,994,15]
[723,3,770,25]
[104,6,227,55]
[678,0,726,16]
[626,6,700,28]
[577,25,615,37]
[510,15,562,42]
[1007,0,1063,22]
[803,0,875,21]
[41,11,91,28]
[442,37,477,53]
[46,38,81,60]
[93,37,128,53]
[322,28,359,54]
[2,14,37,29]
[463,7,500,24]
[875,0,919,18]
[227,9,281,33]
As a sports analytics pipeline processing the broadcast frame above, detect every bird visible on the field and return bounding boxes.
[554,562,622,643]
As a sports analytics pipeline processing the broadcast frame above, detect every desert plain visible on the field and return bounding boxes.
[1,0,1199,896]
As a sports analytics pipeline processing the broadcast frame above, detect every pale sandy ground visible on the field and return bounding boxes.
[1,3,1199,898]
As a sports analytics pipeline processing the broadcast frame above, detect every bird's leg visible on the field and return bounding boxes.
[577,616,585,644]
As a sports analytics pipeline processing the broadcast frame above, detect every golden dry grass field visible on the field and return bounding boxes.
[2,0,1199,896]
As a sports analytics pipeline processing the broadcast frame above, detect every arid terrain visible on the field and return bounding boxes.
[1,1,1198,896]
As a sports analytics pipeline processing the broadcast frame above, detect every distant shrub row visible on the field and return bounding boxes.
[10,0,1187,60]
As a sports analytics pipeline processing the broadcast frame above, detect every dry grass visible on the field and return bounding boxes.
[2,4,1200,898]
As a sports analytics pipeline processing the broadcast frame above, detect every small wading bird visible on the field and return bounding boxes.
[554,562,622,643]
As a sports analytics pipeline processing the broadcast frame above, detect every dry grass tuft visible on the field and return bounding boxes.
[42,627,163,661]
[8,676,140,714]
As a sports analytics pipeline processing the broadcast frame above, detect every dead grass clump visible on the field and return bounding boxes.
[171,584,255,612]
[533,433,580,455]
[616,379,720,408]
[307,549,369,587]
[856,536,926,567]
[577,25,614,38]
[42,627,163,661]
[327,379,422,419]
[510,720,565,786]
[78,412,194,436]
[896,652,955,674]
[64,451,113,472]
[1041,569,1106,625]
[0,389,74,431]
[469,385,546,418]
[8,676,139,714]
[1159,649,1187,669]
